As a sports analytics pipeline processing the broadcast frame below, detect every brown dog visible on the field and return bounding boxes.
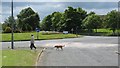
[54,45,65,50]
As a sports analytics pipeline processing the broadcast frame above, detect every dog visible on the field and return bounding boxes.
[54,45,65,50]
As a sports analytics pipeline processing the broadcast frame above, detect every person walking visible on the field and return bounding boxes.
[30,35,36,50]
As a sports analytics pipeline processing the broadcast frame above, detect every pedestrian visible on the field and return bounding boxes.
[30,35,36,50]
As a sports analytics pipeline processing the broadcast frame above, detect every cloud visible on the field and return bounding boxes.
[1,2,119,23]
[2,0,120,2]
[29,3,65,20]
[84,8,117,15]
[53,4,63,8]
[0,15,2,22]
[54,0,119,2]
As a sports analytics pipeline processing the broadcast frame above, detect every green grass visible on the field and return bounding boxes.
[1,32,78,42]
[0,50,2,68]
[2,50,40,66]
[94,29,113,33]
[95,29,120,36]
[92,29,113,36]
[79,29,120,36]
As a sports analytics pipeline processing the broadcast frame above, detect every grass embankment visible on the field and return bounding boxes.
[0,50,2,68]
[1,32,78,42]
[2,50,40,66]
[80,29,120,36]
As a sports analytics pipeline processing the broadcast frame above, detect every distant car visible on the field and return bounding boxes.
[63,31,68,34]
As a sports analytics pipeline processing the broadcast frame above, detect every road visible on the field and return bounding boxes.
[2,36,119,66]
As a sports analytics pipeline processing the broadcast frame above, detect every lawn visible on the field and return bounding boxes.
[79,29,120,36]
[1,31,78,42]
[95,29,120,36]
[1,29,119,42]
[0,50,1,68]
[94,29,113,33]
[2,50,40,66]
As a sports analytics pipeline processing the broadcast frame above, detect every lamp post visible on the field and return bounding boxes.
[118,1,120,35]
[118,2,120,49]
[118,1,120,43]
[11,0,14,49]
[118,1,120,66]
[115,1,120,60]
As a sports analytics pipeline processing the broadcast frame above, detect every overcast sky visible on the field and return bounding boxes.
[2,0,120,2]
[1,0,120,23]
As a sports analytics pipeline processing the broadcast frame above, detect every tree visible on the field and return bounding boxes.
[40,7,87,32]
[2,16,16,32]
[4,27,11,33]
[99,15,106,28]
[17,7,40,31]
[57,13,66,32]
[82,14,102,33]
[2,23,7,31]
[63,7,87,32]
[105,10,120,35]
[87,11,95,16]
[40,15,52,31]
[51,12,62,31]
[0,23,1,28]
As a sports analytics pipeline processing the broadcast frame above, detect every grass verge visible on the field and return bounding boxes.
[2,50,40,66]
[79,29,120,36]
[1,32,78,42]
[0,50,2,68]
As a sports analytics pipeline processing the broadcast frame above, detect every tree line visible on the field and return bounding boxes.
[40,6,120,34]
[2,7,40,33]
[1,7,120,34]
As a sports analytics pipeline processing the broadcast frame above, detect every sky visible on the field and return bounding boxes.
[1,0,120,2]
[1,0,120,23]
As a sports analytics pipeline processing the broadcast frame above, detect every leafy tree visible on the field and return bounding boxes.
[0,23,2,32]
[16,18,24,31]
[40,7,87,32]
[4,17,12,27]
[51,12,62,31]
[40,12,63,31]
[105,10,120,34]
[40,15,52,31]
[77,7,87,19]
[87,11,95,16]
[17,7,40,31]
[2,16,16,32]
[2,23,7,31]
[4,27,11,33]
[0,23,1,28]
[82,14,102,33]
[57,13,66,32]
[63,7,87,32]
[63,6,76,31]
[99,15,106,28]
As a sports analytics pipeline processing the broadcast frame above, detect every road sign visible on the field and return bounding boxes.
[36,28,40,40]
[36,28,40,32]
[36,30,40,32]
[63,31,68,34]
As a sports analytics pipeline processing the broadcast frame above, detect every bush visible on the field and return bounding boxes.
[14,29,22,33]
[4,27,11,33]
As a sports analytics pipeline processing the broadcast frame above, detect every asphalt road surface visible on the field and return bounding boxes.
[2,36,119,66]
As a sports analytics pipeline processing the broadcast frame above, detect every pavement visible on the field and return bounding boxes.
[1,36,119,66]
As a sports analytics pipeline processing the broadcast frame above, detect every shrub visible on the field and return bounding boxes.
[4,27,11,33]
[14,29,22,33]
